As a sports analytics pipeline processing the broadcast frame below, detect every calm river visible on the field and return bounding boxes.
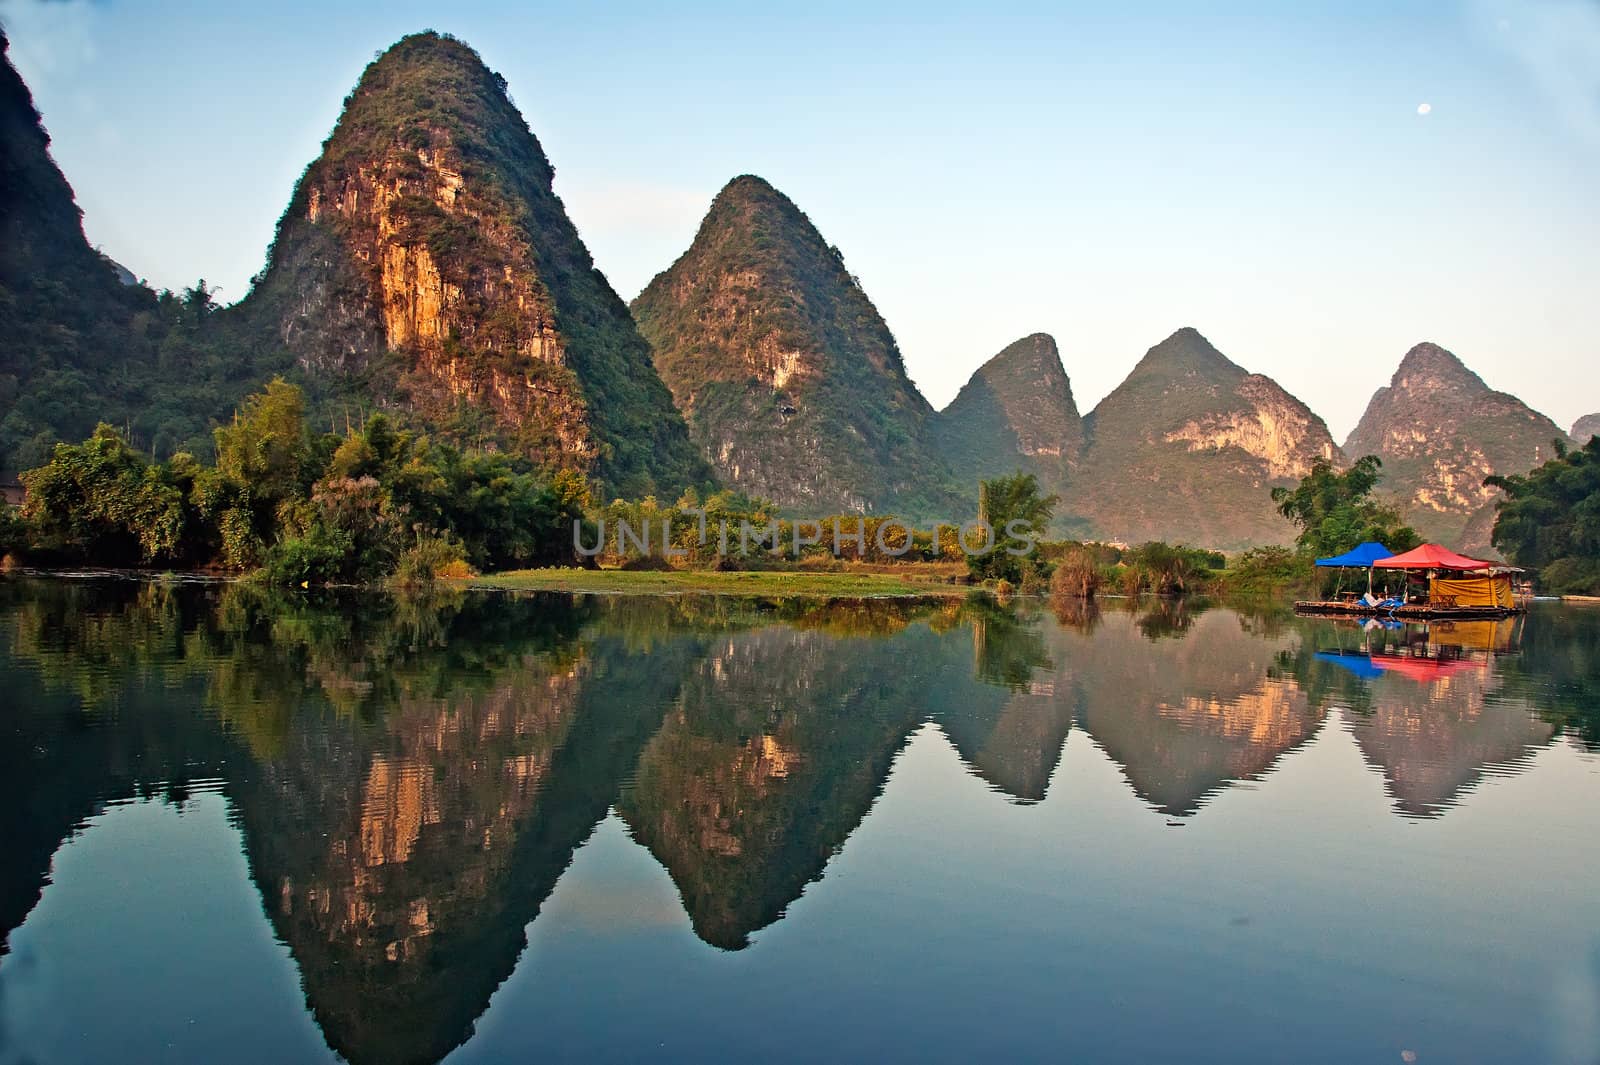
[0,577,1596,1064]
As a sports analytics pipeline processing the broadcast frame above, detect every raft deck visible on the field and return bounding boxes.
[1293,599,1521,620]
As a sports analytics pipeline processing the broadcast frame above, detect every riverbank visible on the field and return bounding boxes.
[470,566,973,598]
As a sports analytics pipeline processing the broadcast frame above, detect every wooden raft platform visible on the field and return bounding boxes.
[1293,600,1521,620]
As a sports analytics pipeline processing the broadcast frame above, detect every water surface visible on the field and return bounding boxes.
[1,579,1596,1064]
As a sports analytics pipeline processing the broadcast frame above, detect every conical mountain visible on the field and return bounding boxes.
[238,32,707,497]
[1343,342,1570,549]
[632,175,960,516]
[1572,414,1600,445]
[932,333,1083,497]
[1068,327,1340,548]
[0,30,162,473]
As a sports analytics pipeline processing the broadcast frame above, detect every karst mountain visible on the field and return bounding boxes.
[238,32,708,497]
[1344,342,1570,551]
[631,175,961,516]
[932,332,1083,501]
[1065,328,1341,548]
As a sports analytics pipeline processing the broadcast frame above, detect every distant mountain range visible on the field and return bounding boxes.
[1,28,1586,547]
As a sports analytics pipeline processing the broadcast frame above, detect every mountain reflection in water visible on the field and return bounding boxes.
[1,578,1596,1065]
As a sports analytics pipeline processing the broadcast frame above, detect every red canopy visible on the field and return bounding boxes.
[1372,543,1493,570]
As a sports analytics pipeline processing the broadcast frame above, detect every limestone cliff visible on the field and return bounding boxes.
[240,32,708,497]
[1572,414,1600,445]
[1066,328,1340,548]
[632,175,961,517]
[1343,342,1570,550]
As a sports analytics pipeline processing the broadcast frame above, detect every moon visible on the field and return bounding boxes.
[1417,102,1433,116]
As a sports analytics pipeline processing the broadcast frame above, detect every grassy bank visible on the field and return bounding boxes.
[470,566,972,598]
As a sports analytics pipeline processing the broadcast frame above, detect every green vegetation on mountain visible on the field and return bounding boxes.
[1344,342,1571,551]
[933,333,1082,502]
[632,175,962,517]
[1487,435,1600,594]
[0,31,289,475]
[1066,327,1341,548]
[1271,454,1420,558]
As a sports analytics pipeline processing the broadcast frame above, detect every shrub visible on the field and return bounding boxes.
[1050,547,1102,600]
[394,533,471,586]
[260,525,354,586]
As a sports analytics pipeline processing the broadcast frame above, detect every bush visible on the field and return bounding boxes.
[394,533,472,586]
[1539,557,1600,596]
[260,525,354,586]
[0,505,22,560]
[1050,547,1102,600]
[1223,545,1314,595]
[619,554,675,571]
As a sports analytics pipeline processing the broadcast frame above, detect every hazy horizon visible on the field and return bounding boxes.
[3,0,1596,440]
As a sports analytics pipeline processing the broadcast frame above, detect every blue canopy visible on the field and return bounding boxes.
[1315,541,1394,568]
[1314,651,1384,679]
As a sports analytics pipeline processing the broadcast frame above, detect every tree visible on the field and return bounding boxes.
[0,501,22,559]
[19,424,189,564]
[1121,541,1219,596]
[968,472,1057,584]
[1271,455,1419,558]
[1487,436,1600,594]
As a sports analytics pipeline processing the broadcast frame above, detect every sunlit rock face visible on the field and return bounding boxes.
[632,175,961,517]
[241,32,706,498]
[1066,327,1341,548]
[1344,342,1570,552]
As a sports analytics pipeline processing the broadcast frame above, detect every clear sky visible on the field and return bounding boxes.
[3,0,1596,441]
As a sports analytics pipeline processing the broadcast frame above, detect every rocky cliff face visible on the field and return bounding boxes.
[632,175,960,516]
[1572,414,1600,445]
[1066,328,1340,548]
[240,32,707,498]
[932,333,1082,501]
[1343,342,1570,549]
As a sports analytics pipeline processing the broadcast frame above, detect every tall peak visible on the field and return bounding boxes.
[1344,341,1569,549]
[982,333,1061,375]
[632,176,956,516]
[712,173,787,205]
[934,333,1083,492]
[1391,342,1485,393]
[240,32,707,497]
[1129,326,1241,380]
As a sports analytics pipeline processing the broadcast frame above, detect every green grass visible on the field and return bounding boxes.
[470,566,971,598]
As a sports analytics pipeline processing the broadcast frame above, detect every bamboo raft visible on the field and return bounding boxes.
[1293,599,1522,620]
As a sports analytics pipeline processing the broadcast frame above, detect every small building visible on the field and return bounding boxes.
[1,481,22,508]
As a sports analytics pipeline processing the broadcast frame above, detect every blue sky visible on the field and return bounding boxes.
[3,0,1596,440]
